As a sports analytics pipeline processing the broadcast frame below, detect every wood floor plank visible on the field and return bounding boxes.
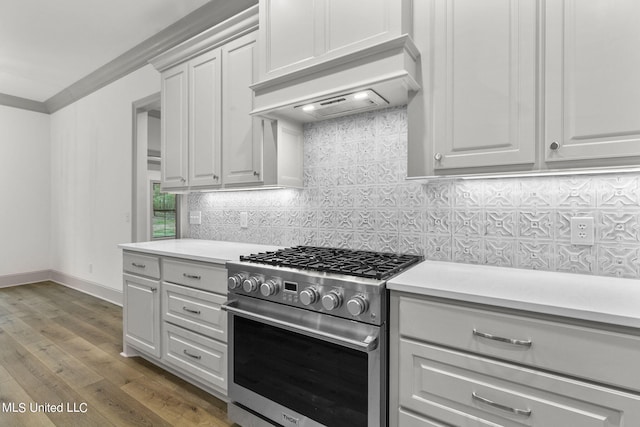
[0,329,116,427]
[57,336,145,388]
[121,374,232,426]
[81,379,173,427]
[15,312,78,343]
[0,283,235,427]
[51,313,118,347]
[0,374,57,427]
[25,339,104,390]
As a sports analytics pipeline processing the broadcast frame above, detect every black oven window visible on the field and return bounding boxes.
[234,317,368,427]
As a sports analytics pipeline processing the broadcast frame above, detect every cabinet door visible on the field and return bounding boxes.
[431,0,537,171]
[189,49,222,188]
[545,0,640,164]
[161,63,189,190]
[222,32,263,186]
[123,274,160,358]
[259,0,317,79]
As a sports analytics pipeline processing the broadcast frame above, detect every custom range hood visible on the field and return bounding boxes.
[251,35,421,123]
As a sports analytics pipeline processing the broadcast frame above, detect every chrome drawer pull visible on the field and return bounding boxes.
[183,349,201,360]
[131,263,146,269]
[472,392,531,417]
[182,306,201,315]
[183,273,201,280]
[473,329,532,347]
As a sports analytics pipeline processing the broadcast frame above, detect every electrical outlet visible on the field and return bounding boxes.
[189,211,202,225]
[240,212,248,229]
[570,217,594,245]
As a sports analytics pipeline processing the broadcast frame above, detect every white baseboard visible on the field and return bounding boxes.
[50,270,123,307]
[0,269,123,307]
[0,270,51,288]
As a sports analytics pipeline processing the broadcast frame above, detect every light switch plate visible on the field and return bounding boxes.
[189,211,202,225]
[570,217,594,245]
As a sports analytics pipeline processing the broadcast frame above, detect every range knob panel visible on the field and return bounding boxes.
[242,276,261,293]
[347,295,368,316]
[260,280,279,297]
[228,274,243,290]
[321,291,343,311]
[299,287,319,306]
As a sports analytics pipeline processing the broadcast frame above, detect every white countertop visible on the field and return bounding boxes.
[119,239,282,265]
[388,260,640,329]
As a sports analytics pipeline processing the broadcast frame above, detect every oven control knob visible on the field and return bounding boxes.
[300,288,319,306]
[242,277,260,293]
[260,280,279,297]
[321,291,343,311]
[228,274,243,290]
[347,296,368,316]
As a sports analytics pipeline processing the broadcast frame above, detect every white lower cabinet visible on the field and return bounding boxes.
[163,323,227,392]
[123,273,160,358]
[390,293,640,427]
[122,251,228,398]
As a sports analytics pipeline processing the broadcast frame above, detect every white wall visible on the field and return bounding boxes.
[50,64,161,296]
[0,105,51,278]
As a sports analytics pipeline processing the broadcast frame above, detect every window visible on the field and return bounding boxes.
[151,182,179,239]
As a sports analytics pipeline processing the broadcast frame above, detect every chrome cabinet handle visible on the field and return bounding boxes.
[150,287,157,293]
[180,177,186,183]
[182,306,201,315]
[253,170,260,176]
[472,329,532,347]
[549,141,560,150]
[434,152,443,161]
[212,174,219,180]
[131,263,146,269]
[183,349,201,360]
[472,392,532,417]
[183,273,201,280]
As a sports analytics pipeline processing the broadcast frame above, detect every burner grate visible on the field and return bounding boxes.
[239,246,422,280]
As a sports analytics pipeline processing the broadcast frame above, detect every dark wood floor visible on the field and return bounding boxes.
[0,281,235,426]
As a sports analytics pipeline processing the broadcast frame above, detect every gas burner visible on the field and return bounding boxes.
[239,246,422,280]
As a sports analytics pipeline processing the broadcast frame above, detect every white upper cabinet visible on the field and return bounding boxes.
[258,0,411,81]
[152,6,304,191]
[544,0,640,165]
[408,0,640,177]
[161,64,189,191]
[188,49,222,189]
[433,0,537,172]
[410,0,537,175]
[222,32,263,186]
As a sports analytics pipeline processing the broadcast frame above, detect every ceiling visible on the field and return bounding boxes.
[0,0,210,103]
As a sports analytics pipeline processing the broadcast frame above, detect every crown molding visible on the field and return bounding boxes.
[0,93,48,114]
[0,0,258,114]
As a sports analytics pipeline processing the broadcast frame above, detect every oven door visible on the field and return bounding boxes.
[223,295,385,427]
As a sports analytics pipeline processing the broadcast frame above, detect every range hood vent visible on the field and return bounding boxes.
[251,35,420,123]
[294,90,388,119]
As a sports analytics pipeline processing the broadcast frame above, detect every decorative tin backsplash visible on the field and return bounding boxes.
[188,106,640,279]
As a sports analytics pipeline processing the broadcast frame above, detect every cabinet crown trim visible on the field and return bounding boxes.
[150,5,258,72]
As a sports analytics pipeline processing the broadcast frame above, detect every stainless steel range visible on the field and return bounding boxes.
[223,246,422,427]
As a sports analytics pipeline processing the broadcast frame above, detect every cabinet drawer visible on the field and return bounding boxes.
[163,323,227,392]
[398,409,448,427]
[162,282,226,342]
[398,296,640,392]
[163,258,226,293]
[399,338,640,427]
[123,252,160,279]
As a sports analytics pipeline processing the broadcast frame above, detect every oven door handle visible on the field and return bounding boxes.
[222,300,378,352]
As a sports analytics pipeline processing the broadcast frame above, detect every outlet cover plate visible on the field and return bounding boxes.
[570,216,594,245]
[189,211,202,225]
